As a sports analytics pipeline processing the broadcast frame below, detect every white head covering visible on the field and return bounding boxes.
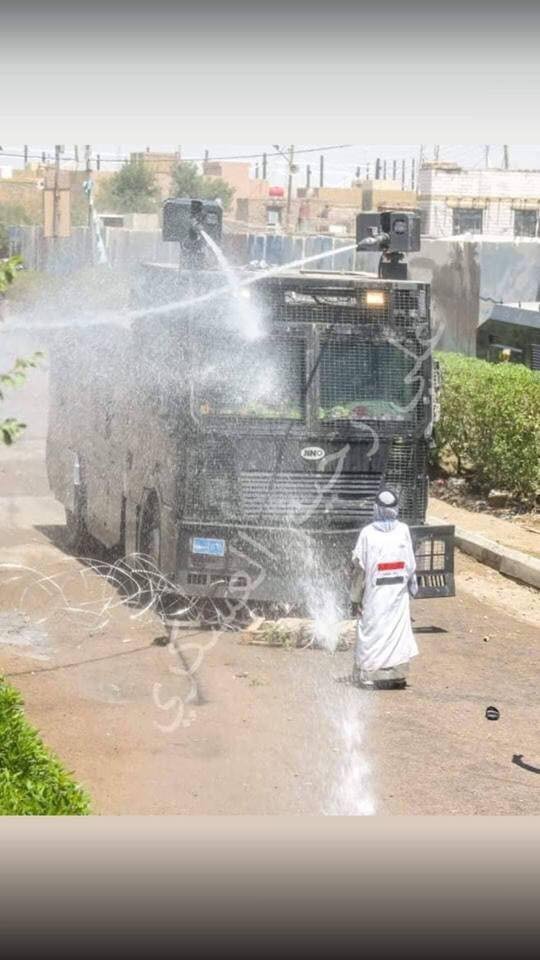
[373,489,399,531]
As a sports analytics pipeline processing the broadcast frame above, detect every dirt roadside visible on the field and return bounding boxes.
[1,436,538,814]
[429,496,540,561]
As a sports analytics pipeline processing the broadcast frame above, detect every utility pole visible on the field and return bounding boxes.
[392,160,397,180]
[401,159,405,189]
[23,145,28,168]
[272,144,297,232]
[84,145,92,229]
[306,164,312,188]
[319,154,324,187]
[503,145,510,169]
[286,144,295,230]
[83,145,95,265]
[375,158,381,179]
[411,158,416,190]
[262,152,267,179]
[484,145,490,169]
[383,160,387,179]
[52,144,62,239]
[434,145,440,161]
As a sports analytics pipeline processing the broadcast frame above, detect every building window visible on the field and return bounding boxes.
[514,209,538,237]
[266,206,282,226]
[452,208,483,235]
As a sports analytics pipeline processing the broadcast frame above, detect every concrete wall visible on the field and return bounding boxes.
[15,225,540,356]
[477,241,540,322]
[353,240,480,355]
[9,225,91,274]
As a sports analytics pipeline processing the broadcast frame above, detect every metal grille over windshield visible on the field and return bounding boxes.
[197,335,305,420]
[240,470,383,526]
[257,281,423,328]
[318,340,418,421]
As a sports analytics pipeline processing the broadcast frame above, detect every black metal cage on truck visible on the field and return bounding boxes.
[47,250,455,616]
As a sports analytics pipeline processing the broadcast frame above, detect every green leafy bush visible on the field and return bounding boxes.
[171,160,235,211]
[434,352,540,499]
[1,255,44,444]
[0,679,90,815]
[96,158,159,214]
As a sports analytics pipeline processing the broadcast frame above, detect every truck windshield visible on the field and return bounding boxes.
[198,336,305,420]
[318,340,418,421]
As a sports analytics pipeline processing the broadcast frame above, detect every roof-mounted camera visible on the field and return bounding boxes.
[162,198,223,267]
[356,210,421,280]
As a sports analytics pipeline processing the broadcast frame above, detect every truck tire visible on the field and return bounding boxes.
[65,504,88,553]
[64,453,89,553]
[137,490,161,568]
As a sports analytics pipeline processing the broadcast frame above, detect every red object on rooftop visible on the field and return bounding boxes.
[268,185,285,198]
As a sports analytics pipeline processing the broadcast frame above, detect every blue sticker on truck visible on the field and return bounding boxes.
[191,537,226,557]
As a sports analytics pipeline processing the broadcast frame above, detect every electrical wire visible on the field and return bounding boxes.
[0,144,355,166]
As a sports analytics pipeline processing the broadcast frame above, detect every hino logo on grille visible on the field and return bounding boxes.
[301,446,325,462]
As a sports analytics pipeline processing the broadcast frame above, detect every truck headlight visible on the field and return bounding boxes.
[365,290,385,306]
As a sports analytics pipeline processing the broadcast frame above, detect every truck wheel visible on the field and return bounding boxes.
[138,490,161,568]
[65,504,88,553]
[64,454,89,553]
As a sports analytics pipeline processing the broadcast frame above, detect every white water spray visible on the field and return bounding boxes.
[125,241,358,323]
[326,692,376,816]
[200,229,263,340]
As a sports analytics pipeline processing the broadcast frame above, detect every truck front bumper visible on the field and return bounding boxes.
[175,521,455,604]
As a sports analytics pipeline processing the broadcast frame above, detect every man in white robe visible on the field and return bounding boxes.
[351,489,418,689]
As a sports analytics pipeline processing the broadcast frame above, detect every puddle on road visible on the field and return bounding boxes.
[0,611,52,660]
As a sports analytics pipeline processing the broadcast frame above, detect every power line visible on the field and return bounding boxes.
[0,144,354,166]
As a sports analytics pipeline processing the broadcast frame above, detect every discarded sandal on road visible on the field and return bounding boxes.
[374,678,407,690]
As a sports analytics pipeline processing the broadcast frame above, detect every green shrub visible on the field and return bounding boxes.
[434,352,540,500]
[0,679,90,815]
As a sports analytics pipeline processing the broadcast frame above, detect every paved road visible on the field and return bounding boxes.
[1,390,538,814]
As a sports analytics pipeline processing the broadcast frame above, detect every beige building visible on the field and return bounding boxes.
[357,179,418,212]
[235,179,418,235]
[203,160,268,202]
[0,165,46,222]
[126,154,268,209]
[0,164,94,227]
[130,151,181,199]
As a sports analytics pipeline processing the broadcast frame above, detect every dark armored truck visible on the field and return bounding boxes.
[47,204,454,614]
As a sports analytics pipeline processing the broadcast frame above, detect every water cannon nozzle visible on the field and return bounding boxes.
[356,211,420,254]
[162,197,223,247]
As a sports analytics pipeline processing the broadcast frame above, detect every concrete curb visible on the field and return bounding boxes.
[430,516,540,591]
